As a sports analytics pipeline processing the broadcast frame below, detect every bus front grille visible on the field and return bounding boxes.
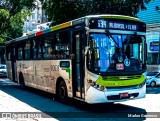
[102,75,142,81]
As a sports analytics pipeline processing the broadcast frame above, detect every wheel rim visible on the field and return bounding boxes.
[151,81,155,87]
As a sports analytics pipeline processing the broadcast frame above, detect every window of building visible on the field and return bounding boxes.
[32,13,35,19]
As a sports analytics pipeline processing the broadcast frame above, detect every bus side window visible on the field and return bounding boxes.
[47,47,53,58]
[18,47,23,60]
[59,31,70,58]
[50,34,59,56]
[42,34,60,59]
[17,42,25,60]
[43,36,50,59]
[24,40,31,59]
[32,39,40,59]
[33,40,37,59]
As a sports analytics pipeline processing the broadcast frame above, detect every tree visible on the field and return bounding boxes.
[88,0,152,16]
[0,0,35,43]
[42,0,83,25]
[0,9,9,43]
[41,0,153,25]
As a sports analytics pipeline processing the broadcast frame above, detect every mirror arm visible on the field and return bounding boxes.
[85,46,89,56]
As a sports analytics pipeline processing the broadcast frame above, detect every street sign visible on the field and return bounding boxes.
[150,41,159,51]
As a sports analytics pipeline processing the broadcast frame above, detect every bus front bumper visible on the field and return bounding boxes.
[85,84,146,104]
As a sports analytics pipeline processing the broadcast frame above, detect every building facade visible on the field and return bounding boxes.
[23,0,48,34]
[137,0,160,71]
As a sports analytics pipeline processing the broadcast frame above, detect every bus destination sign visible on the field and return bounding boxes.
[108,22,137,31]
[89,19,145,32]
[97,20,137,31]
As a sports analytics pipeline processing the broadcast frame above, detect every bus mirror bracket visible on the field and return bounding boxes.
[85,46,89,56]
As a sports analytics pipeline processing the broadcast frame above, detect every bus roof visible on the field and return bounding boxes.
[6,14,141,45]
[86,14,140,21]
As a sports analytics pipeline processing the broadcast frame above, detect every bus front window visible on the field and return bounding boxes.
[87,33,146,74]
[88,33,115,72]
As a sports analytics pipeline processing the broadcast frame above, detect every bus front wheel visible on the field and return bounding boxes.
[57,80,69,103]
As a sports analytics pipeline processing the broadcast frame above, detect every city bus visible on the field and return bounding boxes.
[6,15,147,104]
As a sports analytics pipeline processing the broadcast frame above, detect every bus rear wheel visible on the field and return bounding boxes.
[57,80,69,103]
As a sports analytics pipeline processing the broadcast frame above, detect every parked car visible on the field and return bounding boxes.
[146,71,159,80]
[146,73,160,87]
[0,64,7,77]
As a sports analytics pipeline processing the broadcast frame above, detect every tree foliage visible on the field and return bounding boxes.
[42,0,153,25]
[0,9,9,43]
[0,0,35,43]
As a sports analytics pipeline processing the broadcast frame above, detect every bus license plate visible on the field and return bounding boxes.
[116,63,124,70]
[120,92,129,98]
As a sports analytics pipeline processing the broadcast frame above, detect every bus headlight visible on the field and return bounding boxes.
[87,79,105,91]
[99,85,105,91]
[139,80,146,88]
[87,79,93,83]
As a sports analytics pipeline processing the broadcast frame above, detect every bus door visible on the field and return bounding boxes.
[72,31,85,99]
[11,46,17,82]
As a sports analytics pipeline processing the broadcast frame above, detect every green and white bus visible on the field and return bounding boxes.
[6,15,147,104]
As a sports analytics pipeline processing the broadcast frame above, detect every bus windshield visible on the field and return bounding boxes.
[87,33,145,74]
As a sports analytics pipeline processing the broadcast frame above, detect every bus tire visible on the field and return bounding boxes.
[19,73,25,88]
[57,80,69,103]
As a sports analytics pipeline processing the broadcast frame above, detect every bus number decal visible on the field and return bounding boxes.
[51,65,59,71]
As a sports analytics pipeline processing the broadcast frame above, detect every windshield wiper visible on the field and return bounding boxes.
[105,30,119,47]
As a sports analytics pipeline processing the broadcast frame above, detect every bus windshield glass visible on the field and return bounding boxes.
[87,33,145,73]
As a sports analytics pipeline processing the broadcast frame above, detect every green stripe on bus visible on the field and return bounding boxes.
[96,75,145,87]
[101,15,139,21]
[51,25,60,31]
[66,68,71,79]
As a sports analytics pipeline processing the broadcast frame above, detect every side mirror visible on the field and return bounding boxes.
[85,46,89,56]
